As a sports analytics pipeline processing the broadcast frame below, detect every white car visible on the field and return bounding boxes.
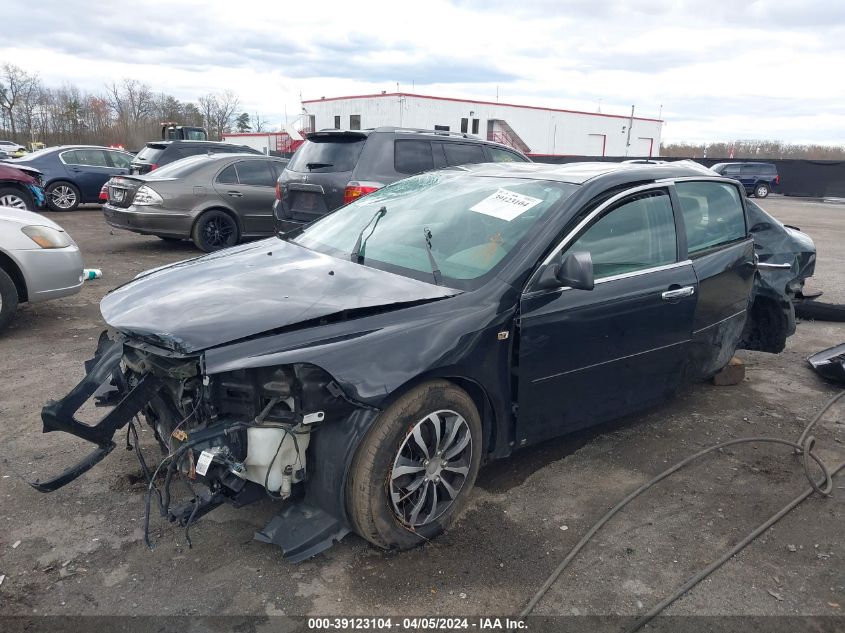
[0,140,26,154]
[0,207,84,332]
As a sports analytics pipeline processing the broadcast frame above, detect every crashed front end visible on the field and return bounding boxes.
[35,331,375,561]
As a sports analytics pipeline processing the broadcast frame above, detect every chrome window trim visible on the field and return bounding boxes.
[523,260,693,298]
[525,181,675,293]
[58,150,78,166]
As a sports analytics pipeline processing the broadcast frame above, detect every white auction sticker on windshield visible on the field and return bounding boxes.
[470,188,543,221]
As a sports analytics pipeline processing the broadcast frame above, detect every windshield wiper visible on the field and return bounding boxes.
[306,162,333,170]
[422,227,442,286]
[350,206,387,263]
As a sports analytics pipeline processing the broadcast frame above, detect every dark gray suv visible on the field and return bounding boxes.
[130,140,262,175]
[274,127,530,232]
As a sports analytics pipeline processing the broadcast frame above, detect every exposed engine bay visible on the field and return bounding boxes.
[33,331,373,561]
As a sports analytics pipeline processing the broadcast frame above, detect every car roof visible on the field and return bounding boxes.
[307,126,527,157]
[457,160,719,185]
[146,140,239,147]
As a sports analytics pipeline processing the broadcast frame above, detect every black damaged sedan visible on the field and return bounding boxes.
[35,161,812,560]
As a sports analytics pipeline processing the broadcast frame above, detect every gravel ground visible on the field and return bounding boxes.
[0,197,843,627]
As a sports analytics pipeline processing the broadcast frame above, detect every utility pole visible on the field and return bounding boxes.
[625,105,635,156]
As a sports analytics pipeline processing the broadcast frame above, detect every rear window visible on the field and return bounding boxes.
[287,137,365,173]
[394,140,434,174]
[134,145,166,163]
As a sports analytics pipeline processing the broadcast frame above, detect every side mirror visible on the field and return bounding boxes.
[537,251,595,291]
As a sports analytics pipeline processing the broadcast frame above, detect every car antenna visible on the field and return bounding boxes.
[423,227,442,286]
[350,206,387,263]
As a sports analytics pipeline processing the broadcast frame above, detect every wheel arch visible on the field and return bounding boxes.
[376,370,501,458]
[0,249,28,302]
[191,204,244,235]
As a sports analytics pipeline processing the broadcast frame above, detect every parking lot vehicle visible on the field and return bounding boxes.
[103,153,289,251]
[36,161,810,560]
[0,162,46,211]
[130,140,261,175]
[274,127,530,232]
[0,140,27,157]
[0,207,84,332]
[7,145,134,211]
[710,162,779,198]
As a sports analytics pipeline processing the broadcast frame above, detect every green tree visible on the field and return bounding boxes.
[236,112,251,133]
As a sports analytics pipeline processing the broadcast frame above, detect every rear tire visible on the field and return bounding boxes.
[346,380,482,550]
[0,268,19,333]
[0,186,35,211]
[754,183,770,198]
[191,210,240,252]
[46,181,81,211]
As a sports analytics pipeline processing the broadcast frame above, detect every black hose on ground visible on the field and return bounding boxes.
[795,300,845,323]
[518,390,845,629]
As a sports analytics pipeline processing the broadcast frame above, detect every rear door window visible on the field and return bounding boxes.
[443,143,486,167]
[676,181,747,254]
[64,149,109,166]
[394,140,434,174]
[216,164,239,185]
[488,147,527,163]
[176,146,208,159]
[287,137,365,173]
[235,160,275,186]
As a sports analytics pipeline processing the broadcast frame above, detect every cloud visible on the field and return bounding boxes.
[1,0,844,144]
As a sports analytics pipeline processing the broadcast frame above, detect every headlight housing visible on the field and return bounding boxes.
[134,185,164,206]
[21,225,72,249]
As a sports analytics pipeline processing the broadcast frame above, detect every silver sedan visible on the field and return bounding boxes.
[0,207,84,332]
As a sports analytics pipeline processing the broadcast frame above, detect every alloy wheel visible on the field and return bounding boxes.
[389,409,472,527]
[202,216,236,248]
[0,193,28,209]
[51,185,77,210]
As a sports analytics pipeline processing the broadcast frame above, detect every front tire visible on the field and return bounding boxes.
[754,183,770,198]
[0,268,20,333]
[0,186,35,211]
[346,380,482,550]
[191,210,240,252]
[46,181,81,211]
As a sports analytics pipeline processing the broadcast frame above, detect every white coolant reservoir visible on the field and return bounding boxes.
[244,426,310,495]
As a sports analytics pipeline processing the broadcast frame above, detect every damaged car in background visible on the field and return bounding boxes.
[31,161,814,561]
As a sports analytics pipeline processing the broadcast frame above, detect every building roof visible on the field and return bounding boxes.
[302,92,663,123]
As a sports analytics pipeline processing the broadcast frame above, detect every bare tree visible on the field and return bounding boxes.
[199,90,240,140]
[106,79,154,146]
[252,112,268,132]
[0,63,40,142]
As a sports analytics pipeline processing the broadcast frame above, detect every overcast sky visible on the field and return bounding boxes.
[2,0,844,145]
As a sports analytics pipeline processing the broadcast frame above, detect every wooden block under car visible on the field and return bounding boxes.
[712,356,746,386]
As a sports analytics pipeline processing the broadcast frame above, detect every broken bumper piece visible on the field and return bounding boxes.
[32,338,162,492]
[808,342,845,385]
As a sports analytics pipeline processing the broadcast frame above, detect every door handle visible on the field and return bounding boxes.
[757,262,792,270]
[226,191,243,197]
[662,286,695,300]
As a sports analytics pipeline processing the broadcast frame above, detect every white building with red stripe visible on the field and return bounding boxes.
[295,92,663,158]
